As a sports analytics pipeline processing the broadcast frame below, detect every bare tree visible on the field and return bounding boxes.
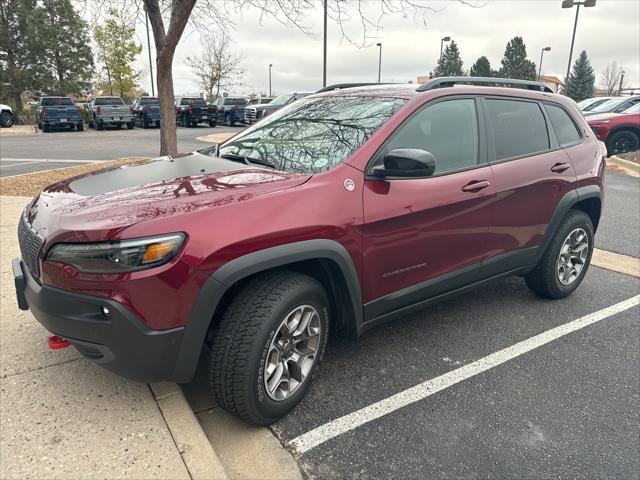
[599,61,627,96]
[186,33,244,102]
[89,0,483,156]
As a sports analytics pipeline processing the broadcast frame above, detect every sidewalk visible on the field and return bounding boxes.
[0,195,224,479]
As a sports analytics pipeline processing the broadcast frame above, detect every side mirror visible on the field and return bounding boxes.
[372,148,436,178]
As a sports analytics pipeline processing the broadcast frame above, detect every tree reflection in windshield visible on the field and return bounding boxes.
[219,96,406,174]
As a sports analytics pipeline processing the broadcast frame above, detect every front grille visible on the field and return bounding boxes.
[245,108,257,123]
[17,212,44,278]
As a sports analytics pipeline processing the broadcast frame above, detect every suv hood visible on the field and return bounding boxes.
[29,152,309,242]
[586,112,622,122]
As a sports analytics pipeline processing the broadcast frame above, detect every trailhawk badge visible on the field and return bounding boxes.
[344,178,355,191]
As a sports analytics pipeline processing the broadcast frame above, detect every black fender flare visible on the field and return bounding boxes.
[533,185,602,264]
[171,239,363,382]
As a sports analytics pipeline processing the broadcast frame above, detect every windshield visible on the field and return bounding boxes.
[95,97,124,106]
[224,98,247,106]
[139,97,158,105]
[260,98,274,104]
[218,95,406,174]
[582,98,613,111]
[589,97,628,113]
[182,98,206,106]
[623,103,640,114]
[41,97,74,106]
[270,94,294,106]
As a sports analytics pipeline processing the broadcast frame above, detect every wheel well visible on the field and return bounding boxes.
[205,259,359,345]
[607,125,640,143]
[572,197,601,231]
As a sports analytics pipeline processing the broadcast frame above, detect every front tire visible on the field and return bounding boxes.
[0,111,14,128]
[525,210,594,299]
[607,130,639,156]
[209,271,329,425]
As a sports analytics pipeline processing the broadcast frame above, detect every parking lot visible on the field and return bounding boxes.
[1,125,638,479]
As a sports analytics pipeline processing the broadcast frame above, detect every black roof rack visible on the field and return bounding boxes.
[315,82,391,94]
[416,76,553,93]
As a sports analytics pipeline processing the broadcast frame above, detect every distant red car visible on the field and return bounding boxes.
[587,104,640,155]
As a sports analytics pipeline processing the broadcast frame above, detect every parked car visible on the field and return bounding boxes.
[88,96,134,130]
[214,97,247,126]
[175,97,217,127]
[13,77,605,426]
[36,97,83,132]
[576,96,617,112]
[132,96,161,128]
[587,103,640,155]
[244,92,312,124]
[0,104,14,128]
[582,95,640,117]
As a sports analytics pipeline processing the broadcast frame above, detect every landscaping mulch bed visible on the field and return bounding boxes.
[0,157,148,197]
[617,151,639,164]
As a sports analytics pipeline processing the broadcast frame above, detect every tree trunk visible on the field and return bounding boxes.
[143,0,196,157]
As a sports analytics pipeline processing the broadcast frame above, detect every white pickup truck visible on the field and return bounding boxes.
[88,96,134,130]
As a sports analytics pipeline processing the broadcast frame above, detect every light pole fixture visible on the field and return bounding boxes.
[562,0,596,86]
[322,0,327,87]
[376,43,382,83]
[268,64,273,97]
[538,47,551,81]
[439,36,451,63]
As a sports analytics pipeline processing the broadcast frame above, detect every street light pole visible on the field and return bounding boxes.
[562,0,596,86]
[269,64,273,97]
[618,70,625,95]
[538,47,551,81]
[376,43,382,83]
[323,0,327,88]
[438,36,451,73]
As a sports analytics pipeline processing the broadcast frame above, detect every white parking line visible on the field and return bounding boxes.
[0,162,44,168]
[291,294,640,454]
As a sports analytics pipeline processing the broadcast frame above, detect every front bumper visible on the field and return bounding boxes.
[12,258,186,382]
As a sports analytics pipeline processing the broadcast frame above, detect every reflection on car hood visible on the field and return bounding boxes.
[29,152,310,242]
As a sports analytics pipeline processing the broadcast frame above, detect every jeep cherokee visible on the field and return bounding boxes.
[13,77,605,425]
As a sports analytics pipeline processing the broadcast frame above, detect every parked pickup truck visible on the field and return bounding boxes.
[244,92,311,124]
[36,97,83,132]
[175,97,217,127]
[214,97,247,126]
[0,104,14,128]
[133,96,160,128]
[88,96,134,130]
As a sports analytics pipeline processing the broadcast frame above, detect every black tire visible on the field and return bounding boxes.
[209,120,217,128]
[226,114,234,127]
[525,210,594,299]
[76,122,83,132]
[37,121,42,130]
[43,123,50,133]
[142,117,149,129]
[606,130,639,156]
[209,270,329,425]
[190,121,198,128]
[96,119,104,131]
[0,111,14,128]
[127,121,134,130]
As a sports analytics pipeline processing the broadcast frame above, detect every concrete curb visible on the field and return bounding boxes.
[591,248,640,278]
[150,382,229,480]
[196,132,236,143]
[607,156,640,177]
[0,125,37,136]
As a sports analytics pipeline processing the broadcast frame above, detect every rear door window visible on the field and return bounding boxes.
[545,104,581,147]
[485,98,549,161]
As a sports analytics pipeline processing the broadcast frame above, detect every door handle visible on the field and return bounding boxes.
[461,180,491,192]
[551,162,570,173]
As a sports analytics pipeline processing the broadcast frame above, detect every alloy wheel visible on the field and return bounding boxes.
[557,227,589,286]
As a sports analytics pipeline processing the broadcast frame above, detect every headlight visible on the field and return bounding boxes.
[46,233,185,274]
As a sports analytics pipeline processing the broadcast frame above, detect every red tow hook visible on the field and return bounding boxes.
[47,335,70,350]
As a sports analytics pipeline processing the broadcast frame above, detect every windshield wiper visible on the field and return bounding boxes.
[219,153,276,169]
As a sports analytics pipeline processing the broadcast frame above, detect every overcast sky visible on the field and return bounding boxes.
[131,0,640,97]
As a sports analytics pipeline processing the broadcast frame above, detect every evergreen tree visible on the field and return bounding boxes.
[470,56,493,77]
[32,0,94,95]
[499,36,537,80]
[433,40,464,77]
[0,0,39,110]
[94,9,143,101]
[564,50,595,102]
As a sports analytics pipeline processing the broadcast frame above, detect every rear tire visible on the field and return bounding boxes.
[76,122,83,132]
[143,117,149,129]
[209,120,217,128]
[209,271,329,425]
[96,118,103,131]
[226,114,234,127]
[525,210,594,299]
[127,121,134,130]
[43,124,50,133]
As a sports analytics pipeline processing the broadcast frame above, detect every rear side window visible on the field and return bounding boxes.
[41,97,74,106]
[545,104,581,147]
[383,98,479,175]
[485,99,549,161]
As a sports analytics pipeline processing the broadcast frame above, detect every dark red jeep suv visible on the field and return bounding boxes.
[13,77,605,425]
